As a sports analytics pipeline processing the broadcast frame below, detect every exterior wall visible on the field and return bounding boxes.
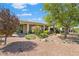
[20,23,47,34]
[23,24,27,34]
[26,24,30,34]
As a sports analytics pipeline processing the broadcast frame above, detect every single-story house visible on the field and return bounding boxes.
[18,20,48,34]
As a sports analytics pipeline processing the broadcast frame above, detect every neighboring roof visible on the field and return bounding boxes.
[20,20,47,25]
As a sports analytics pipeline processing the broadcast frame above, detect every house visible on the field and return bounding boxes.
[18,20,48,34]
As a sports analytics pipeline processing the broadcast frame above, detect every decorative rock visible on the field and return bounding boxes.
[41,38,48,42]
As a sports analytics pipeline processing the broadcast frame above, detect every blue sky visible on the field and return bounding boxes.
[3,3,46,23]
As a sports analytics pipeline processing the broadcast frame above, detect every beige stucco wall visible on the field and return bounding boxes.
[26,24,30,34]
[23,24,27,34]
[21,22,47,34]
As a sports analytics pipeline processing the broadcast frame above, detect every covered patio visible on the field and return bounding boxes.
[18,21,48,34]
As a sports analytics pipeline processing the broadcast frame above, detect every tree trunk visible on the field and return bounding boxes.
[64,31,67,38]
[4,35,7,45]
[64,27,69,39]
[53,25,56,34]
[53,26,55,33]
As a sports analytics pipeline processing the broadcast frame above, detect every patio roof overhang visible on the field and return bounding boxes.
[20,20,47,26]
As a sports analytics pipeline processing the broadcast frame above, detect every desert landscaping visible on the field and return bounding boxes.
[0,33,79,56]
[0,3,79,56]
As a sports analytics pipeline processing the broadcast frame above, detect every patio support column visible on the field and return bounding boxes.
[23,25,25,34]
[27,24,30,34]
[48,27,50,32]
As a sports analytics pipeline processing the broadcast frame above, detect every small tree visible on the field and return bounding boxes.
[43,3,79,38]
[0,9,19,45]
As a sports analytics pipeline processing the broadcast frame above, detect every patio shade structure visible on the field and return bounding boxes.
[19,20,48,34]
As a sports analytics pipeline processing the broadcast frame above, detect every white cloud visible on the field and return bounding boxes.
[22,9,27,11]
[12,3,26,9]
[38,18,42,21]
[17,13,32,16]
[31,18,42,21]
[28,3,38,5]
[12,3,38,9]
[39,9,42,11]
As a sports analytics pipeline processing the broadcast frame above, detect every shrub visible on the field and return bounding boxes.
[25,34,37,40]
[32,26,42,35]
[39,30,49,38]
[31,26,49,38]
[43,30,49,34]
[39,33,48,38]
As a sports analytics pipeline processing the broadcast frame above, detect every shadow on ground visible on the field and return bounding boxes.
[0,41,37,53]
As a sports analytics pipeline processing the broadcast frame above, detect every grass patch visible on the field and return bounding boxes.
[25,34,37,40]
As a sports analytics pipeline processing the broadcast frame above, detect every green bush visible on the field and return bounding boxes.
[39,33,48,38]
[25,34,37,40]
[43,30,49,34]
[32,26,42,35]
[33,29,49,38]
[40,30,49,38]
[34,30,48,38]
[31,26,49,38]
